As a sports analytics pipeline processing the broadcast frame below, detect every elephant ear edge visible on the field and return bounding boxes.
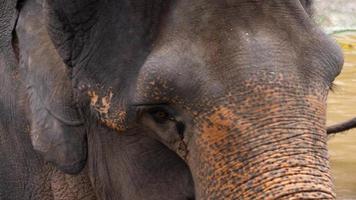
[16,0,87,174]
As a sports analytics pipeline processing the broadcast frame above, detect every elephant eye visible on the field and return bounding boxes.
[146,106,174,124]
[132,104,186,140]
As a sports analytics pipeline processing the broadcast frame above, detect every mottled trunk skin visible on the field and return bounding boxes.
[187,77,334,199]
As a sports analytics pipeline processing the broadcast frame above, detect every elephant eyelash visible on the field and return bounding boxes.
[132,104,175,123]
[131,102,170,107]
[132,104,186,139]
[148,107,175,124]
[131,103,168,116]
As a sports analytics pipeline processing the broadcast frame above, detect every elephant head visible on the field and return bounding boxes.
[16,0,344,199]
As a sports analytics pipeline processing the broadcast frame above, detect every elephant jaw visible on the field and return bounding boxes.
[87,90,127,132]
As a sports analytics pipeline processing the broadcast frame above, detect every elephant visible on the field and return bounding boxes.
[0,0,96,199]
[1,0,345,199]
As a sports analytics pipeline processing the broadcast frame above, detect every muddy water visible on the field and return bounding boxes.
[327,33,356,199]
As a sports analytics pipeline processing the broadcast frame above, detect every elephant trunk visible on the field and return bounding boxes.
[189,137,334,199]
[187,89,334,199]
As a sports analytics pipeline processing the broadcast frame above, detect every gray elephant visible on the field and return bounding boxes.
[1,0,345,199]
[0,0,96,200]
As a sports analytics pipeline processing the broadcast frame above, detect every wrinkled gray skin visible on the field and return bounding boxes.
[0,0,95,199]
[1,0,345,199]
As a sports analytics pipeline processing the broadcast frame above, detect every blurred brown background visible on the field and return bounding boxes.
[314,0,356,199]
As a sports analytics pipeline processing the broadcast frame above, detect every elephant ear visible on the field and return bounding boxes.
[44,0,168,131]
[16,0,87,174]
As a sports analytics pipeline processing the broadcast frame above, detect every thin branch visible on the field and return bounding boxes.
[329,29,356,35]
[327,117,356,135]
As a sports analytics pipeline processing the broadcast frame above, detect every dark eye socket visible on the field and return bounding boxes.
[146,106,173,124]
[133,104,186,139]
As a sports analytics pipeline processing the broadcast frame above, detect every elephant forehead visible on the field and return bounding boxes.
[134,68,330,118]
[135,57,225,104]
